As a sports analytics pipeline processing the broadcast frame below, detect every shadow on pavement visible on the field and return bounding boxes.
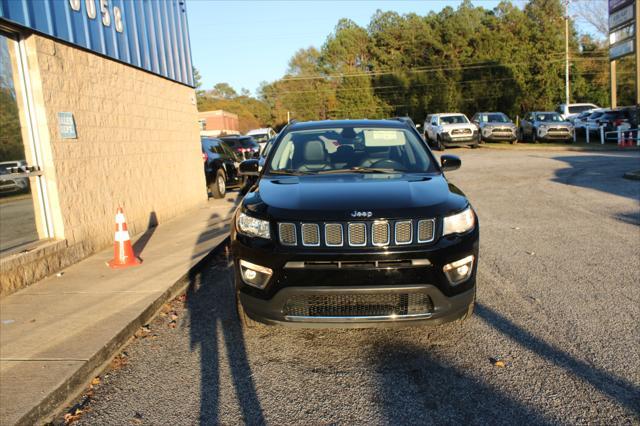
[475,303,640,415]
[186,210,264,425]
[551,154,640,202]
[132,211,158,259]
[371,339,551,424]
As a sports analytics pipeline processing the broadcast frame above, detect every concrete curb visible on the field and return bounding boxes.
[623,170,640,181]
[24,238,230,426]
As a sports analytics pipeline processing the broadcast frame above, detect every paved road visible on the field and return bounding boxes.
[65,149,639,425]
[0,195,38,252]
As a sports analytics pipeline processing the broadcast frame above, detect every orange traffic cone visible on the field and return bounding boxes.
[108,207,141,269]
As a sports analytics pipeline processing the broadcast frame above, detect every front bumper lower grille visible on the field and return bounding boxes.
[279,219,436,248]
[283,292,434,319]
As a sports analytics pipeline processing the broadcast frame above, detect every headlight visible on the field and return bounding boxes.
[443,207,475,236]
[539,124,549,130]
[237,212,271,239]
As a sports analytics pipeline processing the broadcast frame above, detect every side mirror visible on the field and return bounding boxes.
[440,155,461,172]
[239,159,260,176]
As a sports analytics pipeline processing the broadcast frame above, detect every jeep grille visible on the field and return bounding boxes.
[277,218,436,248]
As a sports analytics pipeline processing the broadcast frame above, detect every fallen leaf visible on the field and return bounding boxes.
[91,377,100,386]
[526,251,535,256]
[494,360,506,367]
[169,320,177,329]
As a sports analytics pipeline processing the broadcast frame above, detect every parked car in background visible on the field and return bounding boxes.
[518,112,574,143]
[392,116,420,132]
[239,138,276,196]
[599,107,638,141]
[219,135,261,160]
[572,110,597,135]
[584,109,608,135]
[470,112,517,143]
[201,137,243,199]
[0,160,29,195]
[556,103,599,121]
[246,128,276,153]
[423,113,479,150]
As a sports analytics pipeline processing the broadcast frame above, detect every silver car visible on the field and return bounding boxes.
[518,112,574,143]
[471,112,517,143]
[0,160,30,194]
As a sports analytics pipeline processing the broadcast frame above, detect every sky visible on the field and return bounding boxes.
[186,0,597,96]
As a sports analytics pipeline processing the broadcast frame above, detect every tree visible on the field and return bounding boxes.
[209,82,237,99]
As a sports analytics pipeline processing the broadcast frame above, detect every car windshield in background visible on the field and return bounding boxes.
[239,138,258,148]
[268,126,435,175]
[440,115,468,124]
[250,134,269,143]
[486,114,509,123]
[536,113,563,122]
[569,105,595,114]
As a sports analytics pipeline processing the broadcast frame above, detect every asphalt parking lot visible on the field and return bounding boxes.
[65,149,639,425]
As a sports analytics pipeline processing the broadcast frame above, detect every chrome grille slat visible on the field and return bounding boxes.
[325,223,343,247]
[301,223,320,246]
[417,219,435,243]
[278,223,297,246]
[371,221,390,246]
[394,220,412,245]
[348,223,367,246]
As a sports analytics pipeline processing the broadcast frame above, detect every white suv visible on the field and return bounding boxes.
[245,128,276,153]
[423,113,479,150]
[555,103,599,121]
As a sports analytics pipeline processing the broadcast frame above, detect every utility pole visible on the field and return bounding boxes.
[564,0,570,106]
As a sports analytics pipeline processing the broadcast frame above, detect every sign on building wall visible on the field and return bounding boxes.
[0,0,194,87]
[57,112,77,139]
[609,0,637,60]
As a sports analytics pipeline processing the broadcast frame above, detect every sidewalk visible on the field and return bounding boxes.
[0,196,237,425]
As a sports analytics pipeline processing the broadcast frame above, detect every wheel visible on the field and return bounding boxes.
[236,293,261,329]
[436,135,445,151]
[209,169,226,199]
[458,289,476,323]
[470,143,479,149]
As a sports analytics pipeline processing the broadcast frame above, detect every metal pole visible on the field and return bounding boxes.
[610,61,617,109]
[287,111,290,123]
[586,126,590,143]
[636,0,640,105]
[600,125,605,144]
[565,0,570,106]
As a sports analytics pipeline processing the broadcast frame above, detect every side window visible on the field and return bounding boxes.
[432,116,438,125]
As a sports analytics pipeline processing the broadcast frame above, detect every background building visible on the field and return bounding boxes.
[0,0,205,296]
[198,109,240,137]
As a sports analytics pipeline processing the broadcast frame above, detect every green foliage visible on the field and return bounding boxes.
[0,87,24,162]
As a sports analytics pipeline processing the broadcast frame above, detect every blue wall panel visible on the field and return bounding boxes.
[0,0,194,87]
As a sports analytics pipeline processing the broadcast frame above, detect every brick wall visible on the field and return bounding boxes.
[0,34,207,296]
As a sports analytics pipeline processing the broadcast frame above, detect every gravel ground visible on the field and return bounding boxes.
[60,149,640,425]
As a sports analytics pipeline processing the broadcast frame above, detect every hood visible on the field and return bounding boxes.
[483,122,516,128]
[242,173,468,221]
[535,120,572,126]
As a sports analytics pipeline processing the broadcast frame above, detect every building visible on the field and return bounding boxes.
[198,109,240,137]
[0,0,206,296]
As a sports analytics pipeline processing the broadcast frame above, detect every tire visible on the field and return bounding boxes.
[458,289,476,323]
[209,169,226,199]
[436,135,445,151]
[236,294,261,329]
[470,143,479,149]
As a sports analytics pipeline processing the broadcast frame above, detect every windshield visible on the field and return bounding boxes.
[249,134,269,143]
[439,115,469,125]
[536,113,563,122]
[267,126,435,174]
[483,113,509,123]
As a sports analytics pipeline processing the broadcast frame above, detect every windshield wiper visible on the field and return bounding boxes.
[268,169,315,175]
[317,167,407,174]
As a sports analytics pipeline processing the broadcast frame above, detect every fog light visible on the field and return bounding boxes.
[239,260,272,289]
[443,255,474,285]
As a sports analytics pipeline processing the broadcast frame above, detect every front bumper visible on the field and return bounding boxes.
[231,224,479,327]
[239,284,475,328]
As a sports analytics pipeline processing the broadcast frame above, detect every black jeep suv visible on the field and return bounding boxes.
[231,119,479,328]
